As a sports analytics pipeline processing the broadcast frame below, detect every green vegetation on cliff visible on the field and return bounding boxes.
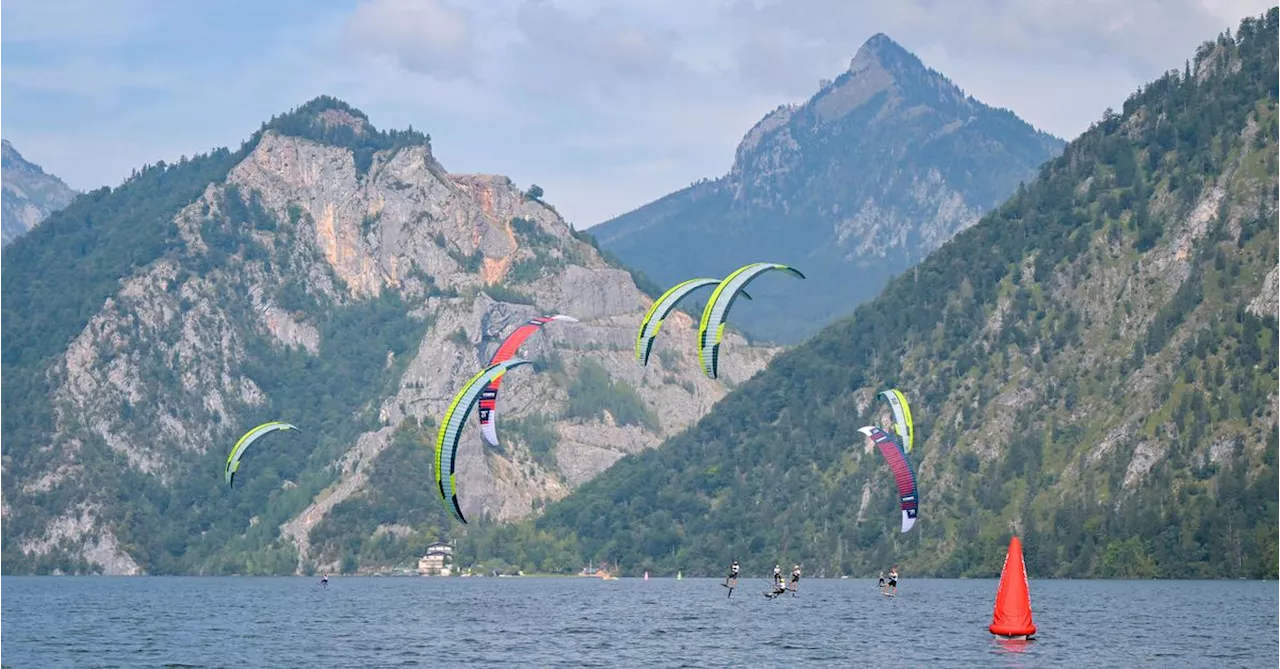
[1,92,729,577]
[515,10,1279,579]
[1,98,437,574]
[2,148,252,513]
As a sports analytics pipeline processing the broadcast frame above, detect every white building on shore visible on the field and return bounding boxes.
[418,542,453,576]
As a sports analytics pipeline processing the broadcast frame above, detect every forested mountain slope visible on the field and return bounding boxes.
[528,10,1279,579]
[592,33,1064,343]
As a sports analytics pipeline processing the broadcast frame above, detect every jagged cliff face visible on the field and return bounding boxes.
[1,107,775,574]
[592,33,1065,344]
[1,140,77,247]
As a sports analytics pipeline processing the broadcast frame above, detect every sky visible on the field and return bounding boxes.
[3,0,1273,228]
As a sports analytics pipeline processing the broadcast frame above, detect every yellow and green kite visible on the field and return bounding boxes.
[225,421,300,488]
[697,262,805,379]
[436,358,533,523]
[636,278,754,366]
[879,389,915,454]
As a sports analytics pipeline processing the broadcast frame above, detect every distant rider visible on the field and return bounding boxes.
[789,565,801,594]
[727,559,740,583]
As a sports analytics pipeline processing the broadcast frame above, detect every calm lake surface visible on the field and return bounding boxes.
[2,576,1276,668]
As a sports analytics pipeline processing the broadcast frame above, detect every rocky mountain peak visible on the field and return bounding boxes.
[1,139,78,247]
[255,96,431,174]
[593,34,1064,344]
[829,32,970,120]
[2,138,22,165]
[849,32,917,76]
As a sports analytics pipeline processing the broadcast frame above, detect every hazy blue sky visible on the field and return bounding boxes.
[3,0,1271,227]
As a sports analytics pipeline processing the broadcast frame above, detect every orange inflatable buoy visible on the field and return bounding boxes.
[989,535,1037,639]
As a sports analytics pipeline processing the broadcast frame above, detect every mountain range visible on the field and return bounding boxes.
[520,9,1279,579]
[4,10,1275,579]
[591,34,1065,344]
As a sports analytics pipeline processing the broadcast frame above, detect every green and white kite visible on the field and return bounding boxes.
[697,262,805,379]
[436,358,533,523]
[225,421,300,488]
[636,278,753,366]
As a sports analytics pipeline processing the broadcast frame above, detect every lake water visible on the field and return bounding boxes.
[2,577,1275,668]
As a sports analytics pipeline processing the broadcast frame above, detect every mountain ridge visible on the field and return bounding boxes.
[1,139,78,247]
[591,33,1065,344]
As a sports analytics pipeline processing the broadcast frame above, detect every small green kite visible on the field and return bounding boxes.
[225,421,300,488]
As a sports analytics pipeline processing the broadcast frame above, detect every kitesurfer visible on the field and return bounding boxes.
[789,565,801,594]
[877,571,886,590]
[887,566,899,596]
[770,565,786,597]
[723,559,740,598]
[320,574,329,588]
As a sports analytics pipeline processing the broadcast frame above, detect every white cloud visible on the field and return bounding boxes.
[342,0,477,80]
[3,0,1273,228]
[503,0,683,97]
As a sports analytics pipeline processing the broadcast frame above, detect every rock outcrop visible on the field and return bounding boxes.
[2,139,78,246]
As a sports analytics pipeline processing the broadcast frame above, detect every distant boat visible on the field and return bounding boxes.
[677,571,683,581]
[581,559,618,580]
[644,571,649,581]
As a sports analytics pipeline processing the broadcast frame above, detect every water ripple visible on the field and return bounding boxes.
[2,577,1277,668]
